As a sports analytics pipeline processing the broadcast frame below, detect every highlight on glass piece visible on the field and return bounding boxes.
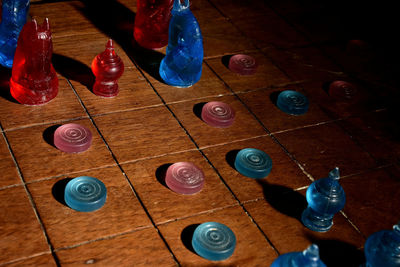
[159,0,203,87]
[9,18,59,105]
[234,148,272,179]
[64,176,107,212]
[201,101,235,128]
[91,39,124,97]
[276,90,309,115]
[364,222,400,267]
[54,123,93,153]
[271,244,327,267]
[328,80,358,102]
[301,167,346,232]
[0,0,30,68]
[133,0,174,49]
[165,162,204,195]
[192,222,236,261]
[228,54,258,75]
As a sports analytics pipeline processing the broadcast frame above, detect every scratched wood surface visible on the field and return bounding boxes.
[1,0,400,266]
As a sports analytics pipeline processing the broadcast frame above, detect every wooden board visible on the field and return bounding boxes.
[1,0,400,266]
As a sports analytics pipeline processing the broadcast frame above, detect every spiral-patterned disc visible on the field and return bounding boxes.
[234,148,272,179]
[276,90,309,115]
[165,162,205,195]
[64,176,107,212]
[328,81,358,101]
[201,101,235,128]
[54,123,92,153]
[228,54,258,75]
[192,222,236,261]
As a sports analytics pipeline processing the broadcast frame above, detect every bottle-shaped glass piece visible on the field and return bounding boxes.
[364,222,400,267]
[159,0,203,87]
[271,244,327,267]
[301,167,346,232]
[0,0,29,68]
[134,0,173,49]
[9,18,59,105]
[91,39,124,97]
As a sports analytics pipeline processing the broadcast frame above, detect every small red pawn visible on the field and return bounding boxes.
[10,18,59,105]
[91,40,124,98]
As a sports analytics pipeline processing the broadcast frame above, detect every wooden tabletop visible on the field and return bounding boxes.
[1,0,399,266]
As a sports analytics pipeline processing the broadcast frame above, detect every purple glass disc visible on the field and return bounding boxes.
[228,54,258,75]
[165,162,205,195]
[54,123,92,153]
[328,81,358,101]
[201,101,235,128]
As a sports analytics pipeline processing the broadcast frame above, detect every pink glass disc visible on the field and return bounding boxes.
[165,162,205,195]
[329,81,358,101]
[54,123,92,153]
[228,54,258,75]
[201,101,235,128]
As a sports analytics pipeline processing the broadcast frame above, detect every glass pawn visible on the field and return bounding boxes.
[301,167,346,232]
[10,18,59,105]
[159,0,203,87]
[271,244,327,267]
[0,0,30,68]
[91,39,124,97]
[133,0,173,49]
[363,222,400,267]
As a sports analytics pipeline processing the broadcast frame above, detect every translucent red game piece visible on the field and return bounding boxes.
[54,123,92,153]
[133,0,173,49]
[201,101,235,128]
[228,54,258,75]
[9,18,58,105]
[328,80,358,101]
[91,39,124,97]
[165,162,204,195]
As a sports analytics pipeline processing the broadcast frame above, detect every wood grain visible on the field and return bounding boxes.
[121,150,237,224]
[0,135,20,188]
[158,205,278,266]
[202,136,311,202]
[0,186,49,264]
[27,166,152,249]
[6,118,115,182]
[56,228,176,267]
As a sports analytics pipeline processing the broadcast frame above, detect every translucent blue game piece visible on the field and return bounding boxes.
[276,90,309,115]
[0,0,30,68]
[159,0,203,87]
[271,244,327,267]
[64,176,107,212]
[192,222,236,261]
[364,222,400,267]
[301,167,346,232]
[234,148,272,179]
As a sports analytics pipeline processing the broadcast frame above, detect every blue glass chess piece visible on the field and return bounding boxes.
[271,244,327,267]
[363,222,400,267]
[234,148,272,179]
[159,0,203,87]
[192,222,236,261]
[276,90,309,115]
[301,167,346,232]
[0,0,30,68]
[64,176,107,212]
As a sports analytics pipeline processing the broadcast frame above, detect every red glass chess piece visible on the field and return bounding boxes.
[10,18,58,105]
[133,0,173,49]
[91,39,124,97]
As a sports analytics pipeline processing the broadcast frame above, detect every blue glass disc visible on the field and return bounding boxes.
[192,222,236,261]
[234,148,272,179]
[64,176,107,212]
[276,90,309,115]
